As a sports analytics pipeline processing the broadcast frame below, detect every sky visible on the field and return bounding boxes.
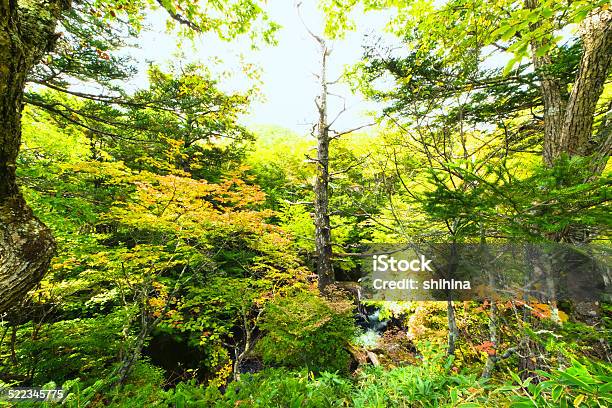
[76,1,580,137]
[128,0,390,135]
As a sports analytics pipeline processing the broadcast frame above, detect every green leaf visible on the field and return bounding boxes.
[573,8,590,24]
[551,385,563,401]
[541,7,554,18]
[557,371,593,392]
[599,382,612,394]
[526,10,540,23]
[503,57,519,76]
[500,26,517,41]
[495,385,521,392]
[510,402,537,408]
[450,387,458,405]
[535,44,552,58]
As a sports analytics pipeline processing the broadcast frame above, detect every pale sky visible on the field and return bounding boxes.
[81,1,577,136]
[127,0,390,134]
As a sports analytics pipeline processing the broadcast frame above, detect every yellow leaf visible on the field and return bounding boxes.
[573,394,585,407]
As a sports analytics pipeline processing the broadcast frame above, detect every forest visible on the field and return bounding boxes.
[0,0,611,406]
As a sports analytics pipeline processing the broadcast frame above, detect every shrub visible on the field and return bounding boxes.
[11,313,125,387]
[203,368,353,407]
[498,359,612,408]
[352,343,488,407]
[104,362,168,407]
[256,291,357,373]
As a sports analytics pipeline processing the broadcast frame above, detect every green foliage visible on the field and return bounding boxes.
[195,348,612,408]
[502,359,612,408]
[257,291,357,374]
[5,2,612,407]
[7,83,311,393]
[202,369,353,407]
[503,156,612,238]
[247,125,313,210]
[278,202,316,252]
[23,0,280,206]
[323,0,607,72]
[169,344,486,408]
[352,365,485,407]
[9,312,127,387]
[102,362,168,407]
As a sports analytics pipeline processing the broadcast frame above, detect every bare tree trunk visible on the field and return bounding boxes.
[298,3,375,291]
[540,249,560,325]
[480,234,497,378]
[481,296,497,378]
[561,8,612,158]
[446,298,459,356]
[232,307,262,381]
[526,0,566,167]
[0,0,68,314]
[526,2,612,168]
[312,36,334,292]
[446,242,459,356]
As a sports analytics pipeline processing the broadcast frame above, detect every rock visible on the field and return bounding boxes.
[348,344,369,367]
[366,351,380,366]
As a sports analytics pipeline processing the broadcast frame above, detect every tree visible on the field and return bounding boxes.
[299,4,374,292]
[521,1,611,169]
[0,0,64,314]
[33,64,255,181]
[322,0,611,247]
[321,0,610,366]
[322,0,611,172]
[0,0,276,314]
[3,106,311,384]
[310,30,335,291]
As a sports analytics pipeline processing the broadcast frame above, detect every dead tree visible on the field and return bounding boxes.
[311,35,335,292]
[298,4,373,292]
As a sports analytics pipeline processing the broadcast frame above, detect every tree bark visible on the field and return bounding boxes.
[480,233,497,378]
[446,241,459,356]
[527,2,612,168]
[313,36,334,292]
[0,0,67,314]
[561,8,612,159]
